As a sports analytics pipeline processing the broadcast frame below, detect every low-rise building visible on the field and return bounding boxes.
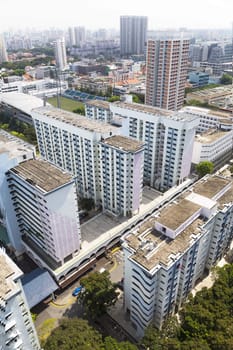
[192,128,233,168]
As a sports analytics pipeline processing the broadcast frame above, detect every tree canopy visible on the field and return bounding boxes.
[44,318,104,350]
[195,161,214,178]
[43,318,138,350]
[220,73,232,85]
[79,271,118,318]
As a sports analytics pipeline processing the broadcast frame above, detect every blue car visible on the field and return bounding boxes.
[72,286,82,297]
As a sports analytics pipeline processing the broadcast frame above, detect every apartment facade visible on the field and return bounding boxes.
[181,106,233,133]
[6,159,81,269]
[0,248,41,350]
[0,33,8,63]
[145,38,190,110]
[54,37,67,71]
[122,173,233,337]
[192,129,233,168]
[120,16,148,57]
[110,102,199,191]
[32,106,120,205]
[99,135,144,216]
[85,100,112,123]
[0,130,36,253]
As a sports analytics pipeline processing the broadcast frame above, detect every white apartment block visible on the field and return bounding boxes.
[111,102,199,191]
[6,159,81,269]
[0,248,41,350]
[85,100,200,190]
[54,37,67,71]
[85,100,113,123]
[32,106,120,205]
[0,78,68,97]
[192,129,233,167]
[122,173,233,337]
[99,135,144,217]
[181,106,233,133]
[0,130,36,253]
[86,101,199,190]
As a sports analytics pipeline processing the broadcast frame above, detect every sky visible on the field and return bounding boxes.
[0,0,232,32]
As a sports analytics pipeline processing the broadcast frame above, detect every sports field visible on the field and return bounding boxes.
[47,96,84,112]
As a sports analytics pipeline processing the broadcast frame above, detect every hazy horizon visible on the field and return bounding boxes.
[1,0,233,33]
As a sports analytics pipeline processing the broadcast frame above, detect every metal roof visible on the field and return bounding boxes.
[21,268,58,308]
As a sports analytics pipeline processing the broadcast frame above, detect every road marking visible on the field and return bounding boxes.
[49,297,76,308]
[109,257,118,273]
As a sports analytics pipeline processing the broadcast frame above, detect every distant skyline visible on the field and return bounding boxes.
[1,0,233,33]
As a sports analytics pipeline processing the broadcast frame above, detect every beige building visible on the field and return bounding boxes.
[145,38,190,111]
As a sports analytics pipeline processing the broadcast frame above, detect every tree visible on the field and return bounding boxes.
[44,318,104,350]
[104,336,138,350]
[195,161,214,178]
[79,197,94,211]
[73,105,85,115]
[107,95,120,102]
[80,271,119,318]
[220,73,232,85]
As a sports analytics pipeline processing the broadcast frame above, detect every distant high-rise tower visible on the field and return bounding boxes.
[0,34,8,63]
[120,16,148,57]
[54,37,67,71]
[68,27,75,47]
[145,38,190,111]
[74,26,86,47]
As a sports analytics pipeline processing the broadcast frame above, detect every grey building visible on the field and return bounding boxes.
[120,16,148,57]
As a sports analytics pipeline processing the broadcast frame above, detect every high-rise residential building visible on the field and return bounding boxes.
[122,173,233,337]
[0,130,36,254]
[120,16,148,57]
[85,100,199,191]
[74,26,86,47]
[145,38,190,110]
[54,37,67,71]
[7,159,81,270]
[0,248,41,349]
[99,135,144,216]
[31,107,144,217]
[32,106,120,205]
[68,27,75,47]
[0,34,8,63]
[112,102,199,190]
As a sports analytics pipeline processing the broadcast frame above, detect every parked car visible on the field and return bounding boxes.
[72,286,82,297]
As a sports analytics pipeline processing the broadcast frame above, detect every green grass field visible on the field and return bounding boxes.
[47,96,84,112]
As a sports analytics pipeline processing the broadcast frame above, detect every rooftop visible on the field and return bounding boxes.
[33,106,118,134]
[0,92,46,116]
[10,159,73,193]
[156,198,201,231]
[0,129,35,157]
[0,249,22,300]
[186,86,232,99]
[114,101,199,122]
[128,218,203,271]
[192,175,231,199]
[195,129,232,143]
[86,99,111,110]
[101,135,144,153]
[124,174,233,271]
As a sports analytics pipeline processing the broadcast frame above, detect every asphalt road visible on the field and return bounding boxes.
[34,248,124,330]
